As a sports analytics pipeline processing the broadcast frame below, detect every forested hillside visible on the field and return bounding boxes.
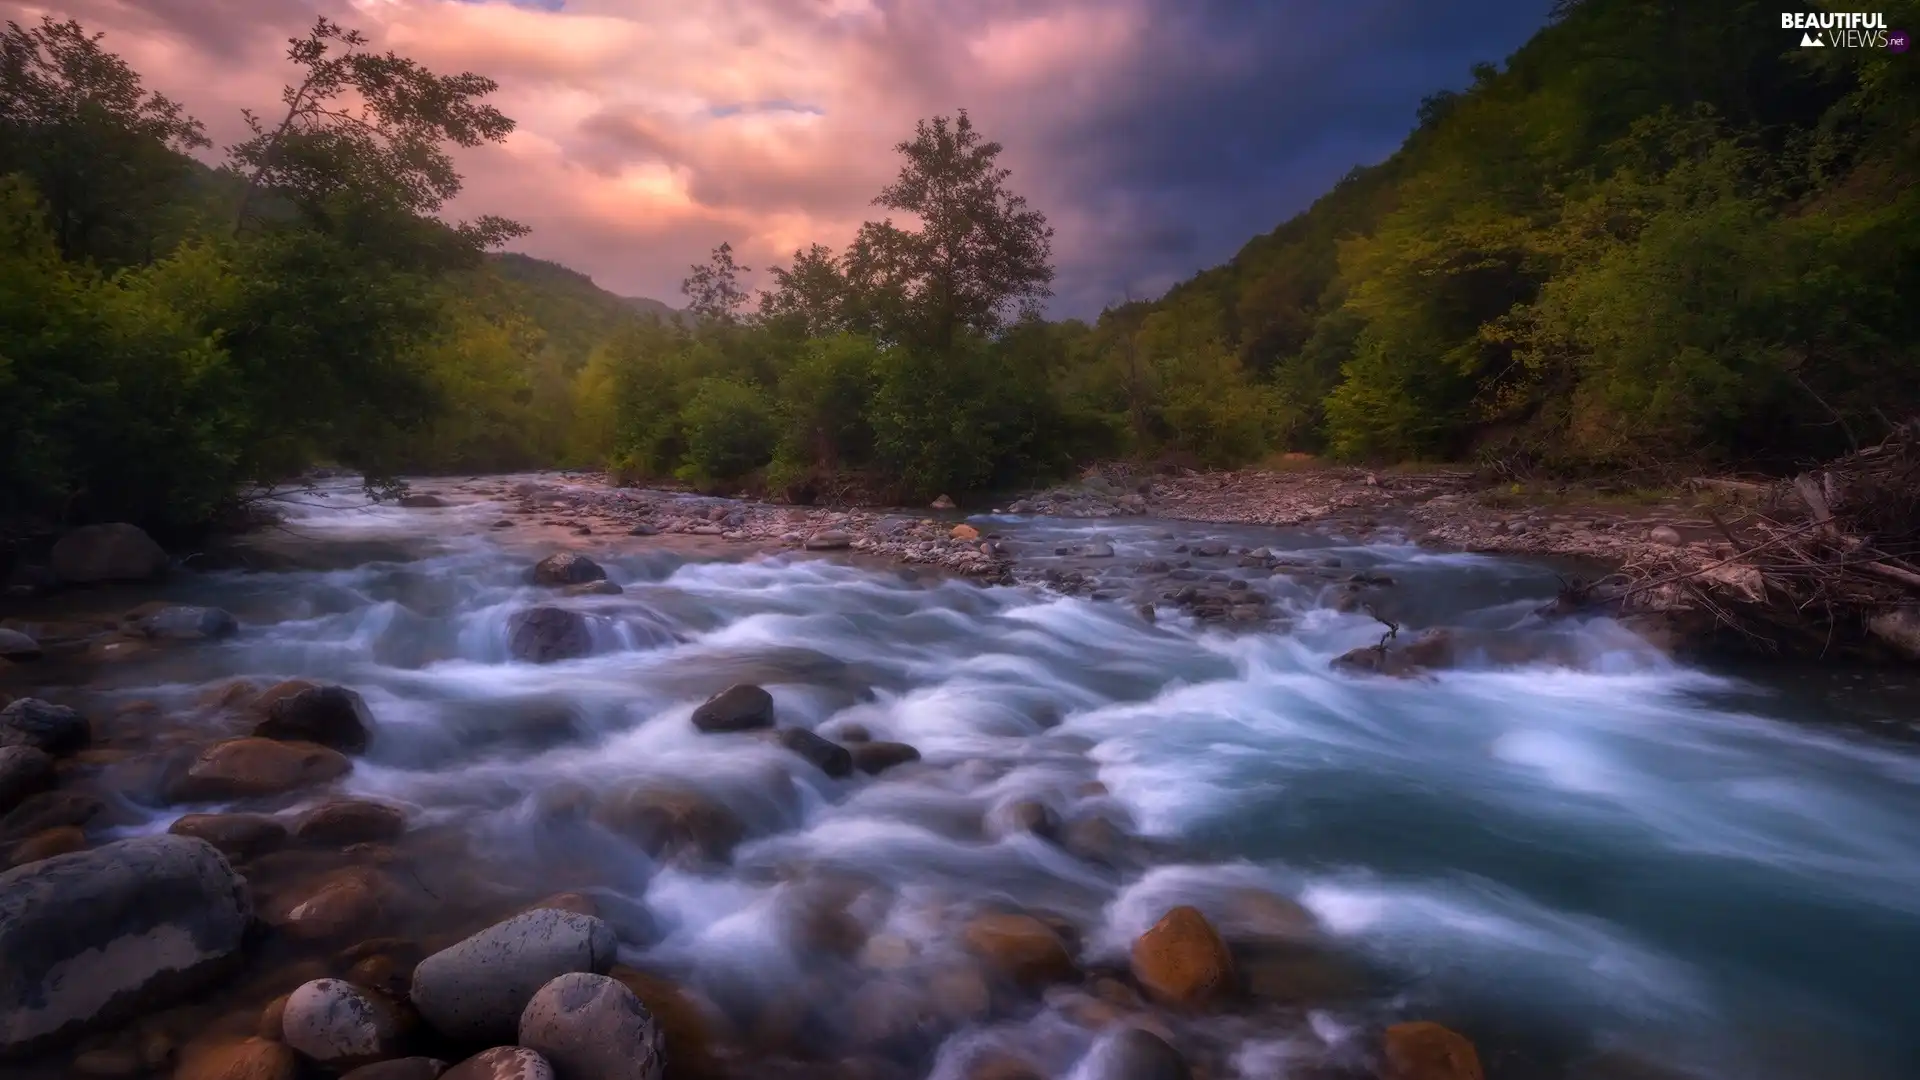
[3,1,1916,541]
[1125,0,1920,473]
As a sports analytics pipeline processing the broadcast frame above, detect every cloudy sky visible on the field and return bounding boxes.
[8,0,1554,316]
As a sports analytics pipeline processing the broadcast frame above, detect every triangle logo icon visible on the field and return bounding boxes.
[1801,31,1825,46]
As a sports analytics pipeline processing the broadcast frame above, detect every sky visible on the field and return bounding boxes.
[6,0,1556,317]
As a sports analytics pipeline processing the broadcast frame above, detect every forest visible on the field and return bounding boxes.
[2,0,1916,540]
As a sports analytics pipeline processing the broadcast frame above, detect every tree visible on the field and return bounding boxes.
[0,17,209,265]
[759,243,848,337]
[681,241,752,324]
[229,16,525,252]
[847,110,1053,349]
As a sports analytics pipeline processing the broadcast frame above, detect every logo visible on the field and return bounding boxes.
[1783,10,1892,48]
[1891,28,1911,52]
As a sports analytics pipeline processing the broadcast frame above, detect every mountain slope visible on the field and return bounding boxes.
[486,252,684,368]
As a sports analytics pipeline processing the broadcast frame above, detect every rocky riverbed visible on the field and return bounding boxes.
[2,473,1918,1080]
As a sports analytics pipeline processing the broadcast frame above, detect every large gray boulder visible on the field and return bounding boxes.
[49,523,168,584]
[0,835,251,1058]
[0,746,55,815]
[442,1047,556,1080]
[690,684,773,733]
[518,973,664,1080]
[254,685,375,753]
[0,698,90,757]
[530,553,606,587]
[0,627,41,660]
[410,908,618,1045]
[508,607,593,664]
[280,978,401,1067]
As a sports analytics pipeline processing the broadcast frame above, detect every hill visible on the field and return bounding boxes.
[1111,0,1920,475]
[485,252,685,368]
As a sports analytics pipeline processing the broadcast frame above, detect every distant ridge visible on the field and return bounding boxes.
[486,252,683,323]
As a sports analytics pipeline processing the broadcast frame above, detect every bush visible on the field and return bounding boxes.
[678,377,775,485]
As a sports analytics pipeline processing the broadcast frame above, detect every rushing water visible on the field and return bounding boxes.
[13,477,1920,1080]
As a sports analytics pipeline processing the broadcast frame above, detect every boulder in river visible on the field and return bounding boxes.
[49,522,169,584]
[169,812,290,860]
[255,684,376,753]
[691,683,775,733]
[0,698,89,757]
[0,746,55,814]
[592,783,749,864]
[174,1035,300,1080]
[131,604,239,641]
[804,530,852,551]
[0,790,104,843]
[508,607,593,664]
[411,908,619,1045]
[776,727,853,778]
[0,834,251,1058]
[962,912,1076,989]
[1130,905,1236,1008]
[1079,1027,1191,1080]
[296,798,408,846]
[280,978,401,1068]
[931,494,956,510]
[0,627,41,661]
[166,737,352,803]
[343,1058,451,1080]
[518,972,665,1080]
[849,740,920,775]
[443,1047,555,1080]
[530,552,606,587]
[1381,1021,1483,1080]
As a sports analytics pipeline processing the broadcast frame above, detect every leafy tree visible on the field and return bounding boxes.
[681,241,753,324]
[760,243,848,338]
[846,110,1054,349]
[0,17,208,265]
[230,16,525,253]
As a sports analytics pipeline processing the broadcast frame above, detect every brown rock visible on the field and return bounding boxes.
[0,790,102,842]
[1129,906,1235,1008]
[690,684,775,733]
[968,1054,1045,1080]
[593,784,747,863]
[198,680,262,712]
[1382,1022,1483,1080]
[270,866,409,942]
[951,524,981,541]
[297,799,407,846]
[962,912,1076,989]
[849,741,920,775]
[251,680,321,715]
[1219,888,1319,943]
[518,891,600,919]
[0,745,55,815]
[254,686,375,754]
[173,1036,299,1080]
[167,738,351,803]
[608,966,726,1080]
[258,995,291,1040]
[170,813,290,860]
[9,824,87,865]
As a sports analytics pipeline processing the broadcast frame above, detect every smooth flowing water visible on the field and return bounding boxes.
[18,478,1920,1080]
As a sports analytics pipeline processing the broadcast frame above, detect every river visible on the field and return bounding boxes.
[8,475,1920,1080]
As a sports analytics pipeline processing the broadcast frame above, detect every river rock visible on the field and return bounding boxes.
[0,835,250,1058]
[518,973,665,1080]
[411,908,619,1045]
[166,738,352,803]
[962,912,1076,989]
[531,553,606,587]
[280,978,400,1067]
[254,685,375,753]
[0,627,41,660]
[776,727,852,777]
[0,698,90,756]
[0,746,54,814]
[1648,525,1683,547]
[1130,905,1235,1008]
[297,798,407,846]
[691,683,774,733]
[849,741,920,775]
[343,1059,451,1080]
[271,866,409,942]
[1381,1021,1483,1080]
[608,966,723,1080]
[1079,1027,1191,1080]
[49,523,169,584]
[9,825,87,865]
[592,784,747,863]
[508,607,593,664]
[804,531,852,551]
[174,1035,299,1080]
[443,1047,554,1080]
[133,604,239,641]
[951,524,981,541]
[0,790,103,842]
[564,580,624,597]
[931,495,956,510]
[169,812,290,860]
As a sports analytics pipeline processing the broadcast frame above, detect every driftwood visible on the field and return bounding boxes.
[1580,421,1920,660]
